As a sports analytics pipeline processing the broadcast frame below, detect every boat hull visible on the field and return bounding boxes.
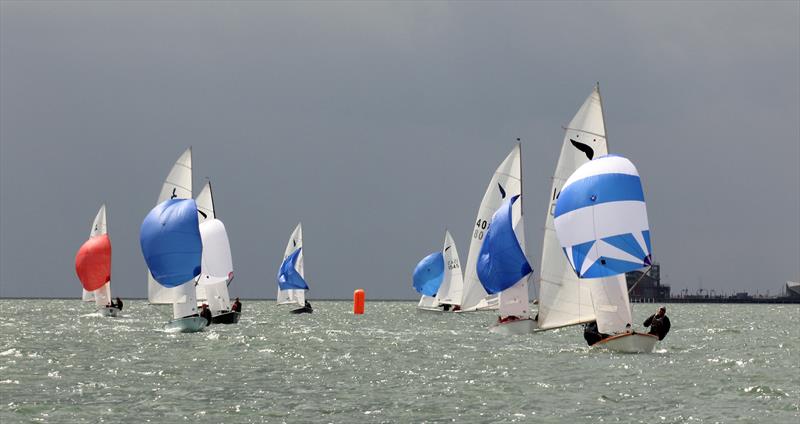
[210,311,240,324]
[164,316,207,333]
[101,307,120,317]
[594,332,659,353]
[489,318,538,335]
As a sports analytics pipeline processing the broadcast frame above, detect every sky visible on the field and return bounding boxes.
[1,1,798,300]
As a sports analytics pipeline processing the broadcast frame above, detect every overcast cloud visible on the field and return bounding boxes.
[1,1,798,299]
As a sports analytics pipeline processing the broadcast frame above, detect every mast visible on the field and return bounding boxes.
[208,179,216,219]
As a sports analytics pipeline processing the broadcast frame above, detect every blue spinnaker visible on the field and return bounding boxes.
[140,199,202,287]
[412,251,444,297]
[277,248,309,290]
[477,195,532,294]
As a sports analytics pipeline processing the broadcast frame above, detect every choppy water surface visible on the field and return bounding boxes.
[0,300,798,423]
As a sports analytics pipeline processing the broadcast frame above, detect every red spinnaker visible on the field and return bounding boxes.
[75,234,111,291]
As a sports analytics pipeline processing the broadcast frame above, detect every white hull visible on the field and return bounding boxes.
[100,306,120,317]
[164,316,207,333]
[594,332,658,353]
[489,318,538,335]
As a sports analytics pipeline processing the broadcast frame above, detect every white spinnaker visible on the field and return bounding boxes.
[498,195,531,318]
[148,148,193,305]
[589,278,633,334]
[437,230,464,306]
[196,181,215,224]
[538,86,618,330]
[86,204,111,307]
[197,219,233,310]
[277,223,305,306]
[461,145,522,311]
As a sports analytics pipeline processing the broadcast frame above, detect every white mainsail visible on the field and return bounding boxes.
[277,223,306,307]
[84,204,111,307]
[461,145,522,311]
[196,180,215,223]
[537,85,630,331]
[437,230,464,306]
[146,148,197,319]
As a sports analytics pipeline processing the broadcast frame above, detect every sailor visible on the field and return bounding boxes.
[231,297,242,313]
[200,304,212,326]
[115,297,123,311]
[304,300,312,310]
[441,304,451,312]
[583,321,610,346]
[643,306,671,340]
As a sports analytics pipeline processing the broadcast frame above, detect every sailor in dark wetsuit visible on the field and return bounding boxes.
[643,306,671,340]
[231,298,242,313]
[115,297,123,311]
[200,304,212,326]
[583,321,610,346]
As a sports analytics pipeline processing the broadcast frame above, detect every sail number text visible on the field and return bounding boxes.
[473,219,489,240]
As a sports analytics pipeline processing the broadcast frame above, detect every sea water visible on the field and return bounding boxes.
[0,300,797,423]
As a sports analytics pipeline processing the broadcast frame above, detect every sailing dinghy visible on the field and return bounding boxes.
[477,193,536,335]
[413,231,464,312]
[460,144,525,312]
[143,148,205,332]
[277,223,312,314]
[195,181,238,324]
[553,154,657,353]
[141,198,207,332]
[75,204,117,317]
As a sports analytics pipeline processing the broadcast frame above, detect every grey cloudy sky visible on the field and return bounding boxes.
[1,1,798,299]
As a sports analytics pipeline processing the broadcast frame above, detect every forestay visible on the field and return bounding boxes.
[148,148,193,304]
[461,145,521,311]
[538,86,612,330]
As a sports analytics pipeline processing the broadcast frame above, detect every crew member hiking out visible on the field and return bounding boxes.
[643,306,671,340]
[200,304,212,326]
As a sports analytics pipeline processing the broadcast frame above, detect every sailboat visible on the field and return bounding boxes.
[535,85,630,333]
[413,231,464,312]
[477,193,536,334]
[75,204,117,317]
[195,181,238,324]
[459,144,522,312]
[143,148,205,332]
[141,198,207,332]
[553,154,657,353]
[277,223,312,314]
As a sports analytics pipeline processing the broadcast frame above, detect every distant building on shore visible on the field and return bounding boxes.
[626,263,670,301]
[786,281,800,298]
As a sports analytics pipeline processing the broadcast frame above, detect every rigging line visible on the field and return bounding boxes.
[627,265,653,294]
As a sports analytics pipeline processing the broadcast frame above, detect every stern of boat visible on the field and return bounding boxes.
[594,332,658,353]
[489,318,538,335]
[164,316,207,333]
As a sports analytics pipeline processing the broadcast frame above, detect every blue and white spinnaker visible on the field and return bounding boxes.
[554,154,651,279]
